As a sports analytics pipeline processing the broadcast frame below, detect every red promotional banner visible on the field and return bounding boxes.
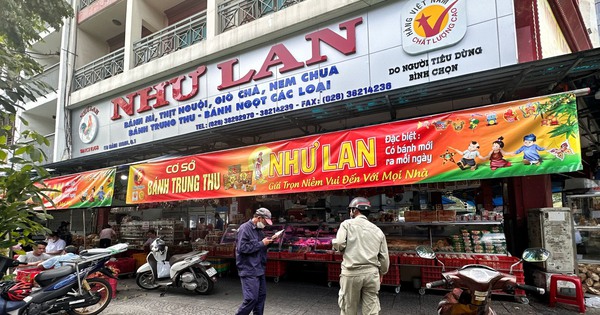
[39,168,116,209]
[126,92,582,204]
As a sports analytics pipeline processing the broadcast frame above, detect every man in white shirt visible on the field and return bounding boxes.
[45,232,66,255]
[15,242,51,270]
[99,224,117,248]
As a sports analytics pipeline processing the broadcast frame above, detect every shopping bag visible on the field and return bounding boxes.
[157,261,170,278]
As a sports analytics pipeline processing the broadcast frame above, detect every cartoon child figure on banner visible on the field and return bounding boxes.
[448,141,482,171]
[513,133,545,165]
[97,186,105,201]
[483,136,513,171]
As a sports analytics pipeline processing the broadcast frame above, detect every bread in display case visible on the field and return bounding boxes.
[380,221,506,255]
[119,220,185,249]
[219,219,506,256]
[568,195,600,263]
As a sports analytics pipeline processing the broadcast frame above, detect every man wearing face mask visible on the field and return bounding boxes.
[235,207,279,315]
[332,197,390,315]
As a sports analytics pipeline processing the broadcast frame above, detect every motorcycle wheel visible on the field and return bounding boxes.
[194,271,214,295]
[136,271,160,290]
[67,277,112,315]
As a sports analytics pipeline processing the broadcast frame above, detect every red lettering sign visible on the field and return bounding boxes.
[111,18,363,120]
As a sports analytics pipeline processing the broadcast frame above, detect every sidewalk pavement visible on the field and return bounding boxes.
[102,272,599,315]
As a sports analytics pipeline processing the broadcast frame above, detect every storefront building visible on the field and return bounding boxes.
[18,0,600,288]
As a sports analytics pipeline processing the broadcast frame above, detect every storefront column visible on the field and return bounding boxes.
[506,175,552,255]
[96,208,110,233]
[477,180,494,211]
[430,192,442,209]
[237,197,255,222]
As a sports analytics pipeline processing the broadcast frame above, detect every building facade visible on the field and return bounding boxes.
[17,0,600,252]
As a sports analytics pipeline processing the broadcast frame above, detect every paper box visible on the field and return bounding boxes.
[404,211,421,222]
[420,211,438,222]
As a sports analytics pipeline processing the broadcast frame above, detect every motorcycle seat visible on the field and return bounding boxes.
[169,251,202,265]
[36,265,75,285]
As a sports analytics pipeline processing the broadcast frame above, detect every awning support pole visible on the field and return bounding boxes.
[83,210,86,248]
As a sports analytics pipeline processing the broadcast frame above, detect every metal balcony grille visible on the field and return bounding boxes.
[72,48,124,91]
[133,11,207,67]
[218,0,305,33]
[79,0,97,11]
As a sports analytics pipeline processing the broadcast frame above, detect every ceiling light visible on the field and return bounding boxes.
[112,19,122,26]
[120,174,128,180]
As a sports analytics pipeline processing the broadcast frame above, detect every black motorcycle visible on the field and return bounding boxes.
[0,243,127,315]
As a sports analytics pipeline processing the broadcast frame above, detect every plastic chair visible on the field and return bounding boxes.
[549,274,585,313]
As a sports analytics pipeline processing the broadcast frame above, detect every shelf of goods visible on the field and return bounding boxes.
[384,221,506,255]
[192,242,236,258]
[326,253,402,293]
[569,195,600,294]
[570,195,600,265]
[389,221,523,298]
[413,253,525,297]
[119,220,185,249]
[211,220,508,291]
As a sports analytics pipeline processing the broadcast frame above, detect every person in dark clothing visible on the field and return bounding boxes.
[143,229,157,251]
[57,221,72,245]
[235,208,279,315]
[215,213,224,230]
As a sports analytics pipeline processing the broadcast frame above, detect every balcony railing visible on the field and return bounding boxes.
[133,11,207,67]
[72,47,124,91]
[79,0,97,11]
[218,0,305,33]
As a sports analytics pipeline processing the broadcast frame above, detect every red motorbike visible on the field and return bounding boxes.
[416,246,549,315]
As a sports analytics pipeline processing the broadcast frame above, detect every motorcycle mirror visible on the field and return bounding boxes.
[522,247,550,262]
[415,245,436,260]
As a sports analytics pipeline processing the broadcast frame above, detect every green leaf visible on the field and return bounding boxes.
[0,0,71,249]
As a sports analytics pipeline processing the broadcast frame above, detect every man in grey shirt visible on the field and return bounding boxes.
[16,241,51,270]
[332,197,390,315]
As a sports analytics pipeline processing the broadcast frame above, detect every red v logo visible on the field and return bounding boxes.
[416,0,459,37]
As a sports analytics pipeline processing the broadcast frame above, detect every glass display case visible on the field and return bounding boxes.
[119,220,185,249]
[568,195,600,263]
[219,220,505,255]
[279,223,338,252]
[220,224,238,244]
[381,221,506,255]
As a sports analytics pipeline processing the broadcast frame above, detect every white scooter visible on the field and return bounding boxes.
[135,238,217,294]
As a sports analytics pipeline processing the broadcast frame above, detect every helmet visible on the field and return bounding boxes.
[348,197,371,212]
[6,282,32,301]
[151,238,166,252]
